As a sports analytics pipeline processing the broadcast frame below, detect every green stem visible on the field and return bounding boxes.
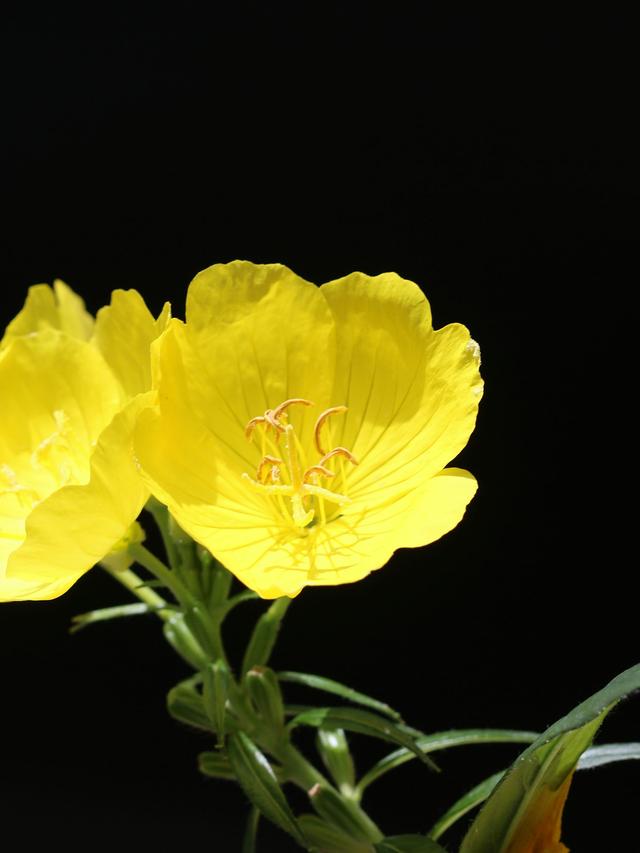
[101,564,172,622]
[274,741,383,842]
[145,497,179,570]
[128,542,192,606]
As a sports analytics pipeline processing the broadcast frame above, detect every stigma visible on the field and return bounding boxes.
[242,398,358,528]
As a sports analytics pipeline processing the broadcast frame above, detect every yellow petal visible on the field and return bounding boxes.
[92,290,171,398]
[2,280,94,345]
[320,272,483,502]
[1,394,150,601]
[185,260,336,425]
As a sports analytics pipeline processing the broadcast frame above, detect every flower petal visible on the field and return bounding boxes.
[92,289,171,398]
[2,280,94,345]
[1,395,150,601]
[320,272,483,502]
[184,261,336,442]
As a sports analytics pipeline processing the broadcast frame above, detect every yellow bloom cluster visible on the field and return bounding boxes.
[1,263,482,601]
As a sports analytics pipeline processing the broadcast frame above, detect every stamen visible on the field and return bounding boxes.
[245,415,267,441]
[303,465,335,483]
[246,398,314,440]
[318,447,359,467]
[314,406,347,455]
[243,398,356,531]
[271,397,314,421]
[256,455,283,483]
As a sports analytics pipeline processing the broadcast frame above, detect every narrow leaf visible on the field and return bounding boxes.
[462,661,640,853]
[578,742,640,770]
[428,771,504,841]
[242,598,291,677]
[357,729,537,794]
[70,602,152,633]
[278,671,402,721]
[289,707,439,772]
[227,732,306,845]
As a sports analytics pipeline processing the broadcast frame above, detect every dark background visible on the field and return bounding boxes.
[1,7,637,850]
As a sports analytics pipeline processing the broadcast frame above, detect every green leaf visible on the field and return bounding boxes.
[198,750,235,780]
[278,671,402,722]
[317,728,357,795]
[241,807,260,853]
[242,598,291,677]
[298,814,374,852]
[289,707,439,772]
[70,601,153,633]
[226,731,306,846]
[374,835,447,852]
[578,742,640,769]
[357,729,537,795]
[167,675,212,731]
[428,771,504,841]
[163,611,208,669]
[461,661,640,853]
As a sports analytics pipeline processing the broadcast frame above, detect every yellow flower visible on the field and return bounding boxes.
[135,261,483,598]
[0,282,169,601]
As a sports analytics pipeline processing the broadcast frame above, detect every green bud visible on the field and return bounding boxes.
[202,660,230,747]
[316,728,357,797]
[246,666,285,736]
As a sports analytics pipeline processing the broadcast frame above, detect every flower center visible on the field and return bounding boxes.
[242,398,357,529]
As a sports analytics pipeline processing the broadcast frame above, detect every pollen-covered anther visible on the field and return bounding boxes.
[256,455,283,484]
[314,405,348,455]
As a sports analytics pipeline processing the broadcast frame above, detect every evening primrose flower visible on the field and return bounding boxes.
[135,261,482,599]
[0,282,169,601]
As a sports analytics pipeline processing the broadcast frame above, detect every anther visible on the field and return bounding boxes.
[271,397,314,422]
[314,406,347,455]
[245,415,267,441]
[257,455,283,483]
[318,447,358,467]
[303,465,335,484]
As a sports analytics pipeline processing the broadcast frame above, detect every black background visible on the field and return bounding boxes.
[1,7,638,851]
